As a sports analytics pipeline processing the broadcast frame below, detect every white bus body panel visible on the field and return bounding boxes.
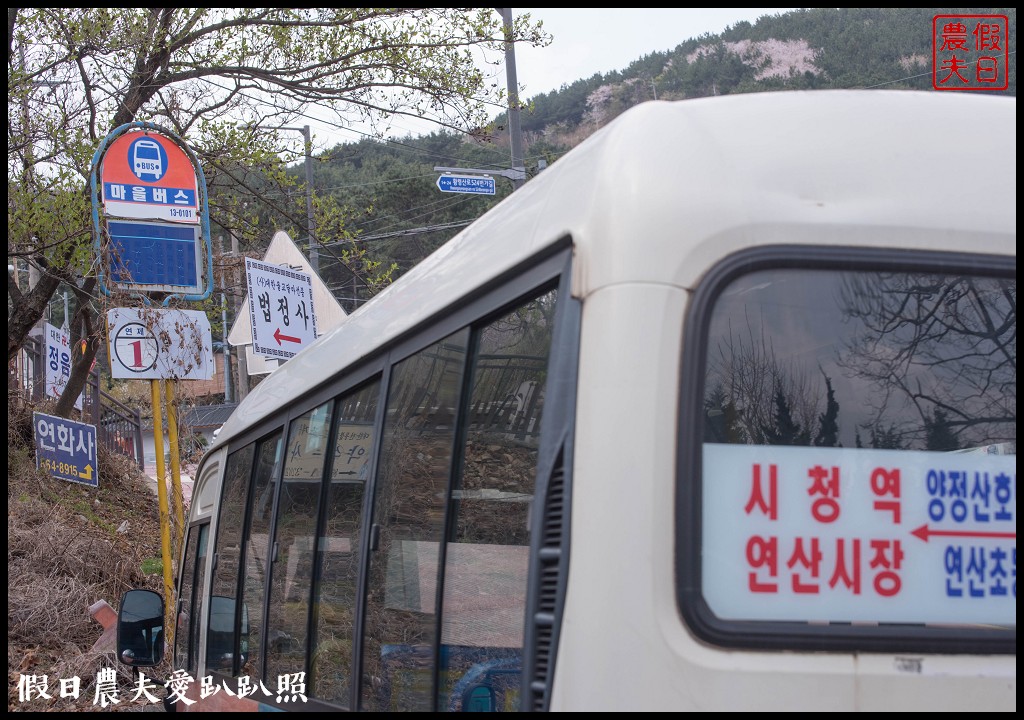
[547,94,1015,711]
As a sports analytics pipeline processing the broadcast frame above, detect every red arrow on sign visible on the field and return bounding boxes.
[274,328,301,345]
[911,524,1016,542]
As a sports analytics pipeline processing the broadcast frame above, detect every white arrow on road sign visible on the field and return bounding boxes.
[436,174,496,195]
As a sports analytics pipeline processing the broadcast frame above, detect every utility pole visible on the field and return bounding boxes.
[432,10,527,191]
[229,230,249,403]
[221,293,232,404]
[244,124,318,273]
[216,235,233,404]
[500,8,526,190]
[298,125,318,274]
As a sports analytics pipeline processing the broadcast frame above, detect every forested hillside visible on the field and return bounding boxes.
[295,7,1015,312]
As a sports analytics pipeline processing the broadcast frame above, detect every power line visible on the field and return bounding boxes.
[348,194,482,240]
[198,75,522,173]
[326,219,474,245]
[853,50,1017,90]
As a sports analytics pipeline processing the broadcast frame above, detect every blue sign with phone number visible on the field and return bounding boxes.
[34,412,98,487]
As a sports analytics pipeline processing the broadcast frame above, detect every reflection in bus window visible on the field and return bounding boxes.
[208,596,249,672]
[438,289,556,712]
[311,380,381,706]
[265,402,334,683]
[207,445,255,673]
[174,523,208,675]
[703,270,1015,452]
[241,435,282,679]
[361,331,470,712]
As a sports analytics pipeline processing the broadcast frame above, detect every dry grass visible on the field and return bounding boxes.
[8,396,172,712]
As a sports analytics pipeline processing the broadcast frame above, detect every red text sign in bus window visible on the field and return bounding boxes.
[932,15,1009,91]
[704,444,1015,625]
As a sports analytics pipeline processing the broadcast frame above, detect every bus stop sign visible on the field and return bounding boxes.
[93,124,211,299]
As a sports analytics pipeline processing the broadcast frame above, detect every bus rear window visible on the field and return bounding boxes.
[682,252,1015,652]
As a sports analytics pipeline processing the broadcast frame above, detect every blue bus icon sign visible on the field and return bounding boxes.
[131,138,164,181]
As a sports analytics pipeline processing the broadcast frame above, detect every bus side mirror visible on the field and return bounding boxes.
[117,589,165,667]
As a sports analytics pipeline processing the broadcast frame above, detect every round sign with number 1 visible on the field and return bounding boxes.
[112,322,159,374]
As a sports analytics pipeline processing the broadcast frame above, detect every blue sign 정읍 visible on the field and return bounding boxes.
[436,174,496,195]
[34,412,99,487]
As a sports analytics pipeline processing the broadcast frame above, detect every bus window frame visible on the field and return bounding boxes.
[175,520,210,675]
[205,442,257,681]
[676,244,1016,655]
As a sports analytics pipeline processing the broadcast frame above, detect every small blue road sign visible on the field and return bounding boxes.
[436,174,496,195]
[33,412,99,487]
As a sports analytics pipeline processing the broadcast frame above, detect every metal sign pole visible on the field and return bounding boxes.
[164,380,185,553]
[149,379,175,645]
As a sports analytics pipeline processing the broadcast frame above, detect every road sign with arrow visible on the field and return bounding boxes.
[34,412,99,487]
[436,173,496,195]
[244,257,318,360]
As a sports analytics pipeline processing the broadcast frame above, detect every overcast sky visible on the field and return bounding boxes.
[514,8,797,97]
[310,8,797,145]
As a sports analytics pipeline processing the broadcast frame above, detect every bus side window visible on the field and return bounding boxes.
[360,330,470,712]
[175,523,209,675]
[239,434,283,680]
[265,402,334,683]
[310,379,381,706]
[206,444,257,675]
[438,288,555,712]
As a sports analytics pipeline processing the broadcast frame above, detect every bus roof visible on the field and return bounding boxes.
[212,90,1015,450]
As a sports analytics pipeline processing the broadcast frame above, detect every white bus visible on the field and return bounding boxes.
[118,90,1016,712]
